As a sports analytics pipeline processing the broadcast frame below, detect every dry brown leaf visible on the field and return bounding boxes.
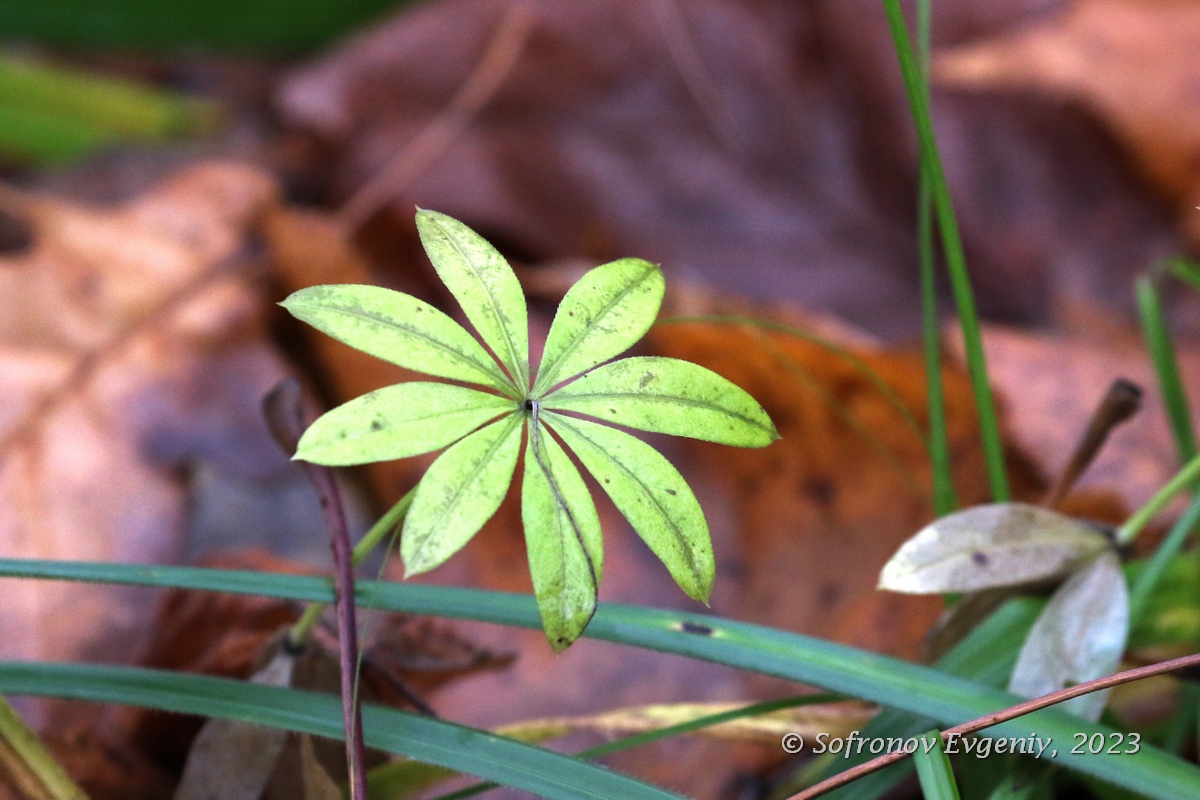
[173,647,295,800]
[0,163,290,725]
[276,0,1179,337]
[935,0,1200,206]
[298,735,341,800]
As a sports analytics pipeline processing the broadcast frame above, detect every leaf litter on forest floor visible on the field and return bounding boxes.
[276,0,1182,339]
[934,0,1200,207]
[0,162,289,724]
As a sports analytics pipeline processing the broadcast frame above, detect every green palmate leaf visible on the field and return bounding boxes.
[542,411,713,603]
[1008,552,1129,721]
[913,731,961,800]
[280,285,512,394]
[879,503,1111,594]
[522,420,604,651]
[544,356,778,447]
[416,210,529,392]
[402,414,523,576]
[296,383,516,466]
[532,258,664,396]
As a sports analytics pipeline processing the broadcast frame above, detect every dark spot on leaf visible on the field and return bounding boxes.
[609,408,617,414]
[568,311,574,317]
[678,621,713,636]
[972,552,989,566]
[639,372,654,387]
[370,420,383,431]
[666,488,677,496]
[604,478,611,484]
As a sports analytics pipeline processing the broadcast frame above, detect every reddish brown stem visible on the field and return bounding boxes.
[789,650,1200,800]
[1042,378,1142,509]
[263,378,367,800]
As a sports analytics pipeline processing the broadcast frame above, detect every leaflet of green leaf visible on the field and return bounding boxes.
[878,503,1111,594]
[1008,552,1129,721]
[522,422,604,651]
[295,383,516,466]
[416,210,529,392]
[402,414,523,576]
[542,411,713,603]
[280,284,513,394]
[544,356,779,447]
[532,258,664,396]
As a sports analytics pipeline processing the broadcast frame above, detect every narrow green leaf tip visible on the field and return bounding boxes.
[522,419,604,651]
[415,209,530,392]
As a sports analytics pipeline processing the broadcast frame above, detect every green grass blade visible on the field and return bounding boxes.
[812,598,1041,800]
[387,694,843,800]
[0,102,116,165]
[0,663,682,800]
[883,0,1008,502]
[914,0,955,517]
[1117,452,1200,546]
[0,57,216,139]
[914,731,961,800]
[1129,493,1200,620]
[1166,257,1200,294]
[1137,275,1197,462]
[1,560,1198,800]
[1137,268,1200,753]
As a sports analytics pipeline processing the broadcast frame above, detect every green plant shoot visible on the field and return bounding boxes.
[282,210,778,649]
